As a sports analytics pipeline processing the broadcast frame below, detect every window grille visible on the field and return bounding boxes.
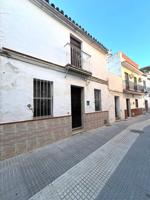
[94,89,101,111]
[33,79,53,117]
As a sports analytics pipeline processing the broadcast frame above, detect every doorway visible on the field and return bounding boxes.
[115,96,120,119]
[71,86,82,129]
[126,98,131,117]
[145,100,148,112]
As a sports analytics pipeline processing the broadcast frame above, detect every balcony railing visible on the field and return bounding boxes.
[64,43,91,71]
[144,87,150,94]
[123,80,144,93]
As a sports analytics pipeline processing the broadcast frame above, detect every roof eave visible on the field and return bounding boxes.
[121,61,143,75]
[29,0,108,54]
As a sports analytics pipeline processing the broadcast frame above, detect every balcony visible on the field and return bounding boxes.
[64,43,92,77]
[144,87,150,94]
[123,80,144,94]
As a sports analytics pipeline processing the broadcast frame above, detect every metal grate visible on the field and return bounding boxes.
[146,193,150,199]
[130,129,144,134]
[33,79,53,117]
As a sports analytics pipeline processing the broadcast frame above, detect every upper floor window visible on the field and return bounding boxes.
[134,77,137,91]
[143,80,146,90]
[135,99,138,108]
[33,79,53,117]
[125,72,129,81]
[94,89,101,111]
[124,72,129,90]
[70,35,82,68]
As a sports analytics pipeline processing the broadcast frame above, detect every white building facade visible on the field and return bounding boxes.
[0,0,112,159]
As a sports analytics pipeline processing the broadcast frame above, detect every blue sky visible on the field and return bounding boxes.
[51,0,150,68]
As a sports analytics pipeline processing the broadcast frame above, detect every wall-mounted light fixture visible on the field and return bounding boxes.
[27,104,33,111]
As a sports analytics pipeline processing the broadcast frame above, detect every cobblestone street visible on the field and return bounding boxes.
[0,114,150,200]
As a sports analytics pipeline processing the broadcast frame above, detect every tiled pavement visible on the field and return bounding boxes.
[0,114,150,200]
[29,119,150,200]
[96,123,150,200]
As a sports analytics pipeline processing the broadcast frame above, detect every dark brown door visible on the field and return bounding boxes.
[134,77,137,91]
[115,96,120,119]
[71,86,82,129]
[70,36,81,68]
[145,100,148,112]
[126,98,131,117]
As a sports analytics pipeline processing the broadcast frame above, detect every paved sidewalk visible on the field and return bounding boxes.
[96,121,150,200]
[29,119,150,200]
[0,114,150,200]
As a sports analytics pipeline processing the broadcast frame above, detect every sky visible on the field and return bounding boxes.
[50,0,150,68]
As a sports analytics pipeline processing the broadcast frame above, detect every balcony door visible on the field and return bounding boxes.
[70,36,82,68]
[145,100,148,112]
[134,77,137,91]
[125,72,129,90]
[126,98,131,117]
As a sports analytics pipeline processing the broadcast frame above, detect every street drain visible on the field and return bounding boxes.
[130,129,144,134]
[146,193,150,199]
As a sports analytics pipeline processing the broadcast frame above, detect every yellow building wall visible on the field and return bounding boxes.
[121,66,140,81]
[121,66,145,110]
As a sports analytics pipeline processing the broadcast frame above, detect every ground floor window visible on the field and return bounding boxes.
[33,79,53,117]
[135,99,138,108]
[94,89,101,111]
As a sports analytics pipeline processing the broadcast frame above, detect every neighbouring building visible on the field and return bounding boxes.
[108,71,126,122]
[141,66,150,112]
[108,52,145,119]
[0,0,111,159]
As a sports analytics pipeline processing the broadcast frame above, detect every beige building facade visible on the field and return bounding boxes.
[108,72,126,123]
[108,52,145,119]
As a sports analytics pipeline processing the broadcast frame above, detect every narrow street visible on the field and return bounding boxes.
[0,114,150,200]
[1,1,150,200]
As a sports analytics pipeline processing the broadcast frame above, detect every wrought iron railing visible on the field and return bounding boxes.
[144,87,150,94]
[64,43,91,71]
[123,80,144,93]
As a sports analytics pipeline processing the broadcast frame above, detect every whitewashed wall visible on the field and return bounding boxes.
[124,94,144,109]
[0,0,108,80]
[108,72,125,122]
[108,93,126,123]
[0,56,109,123]
[108,72,123,92]
[107,53,122,76]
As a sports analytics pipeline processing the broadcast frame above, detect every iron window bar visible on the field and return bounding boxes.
[33,79,53,117]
